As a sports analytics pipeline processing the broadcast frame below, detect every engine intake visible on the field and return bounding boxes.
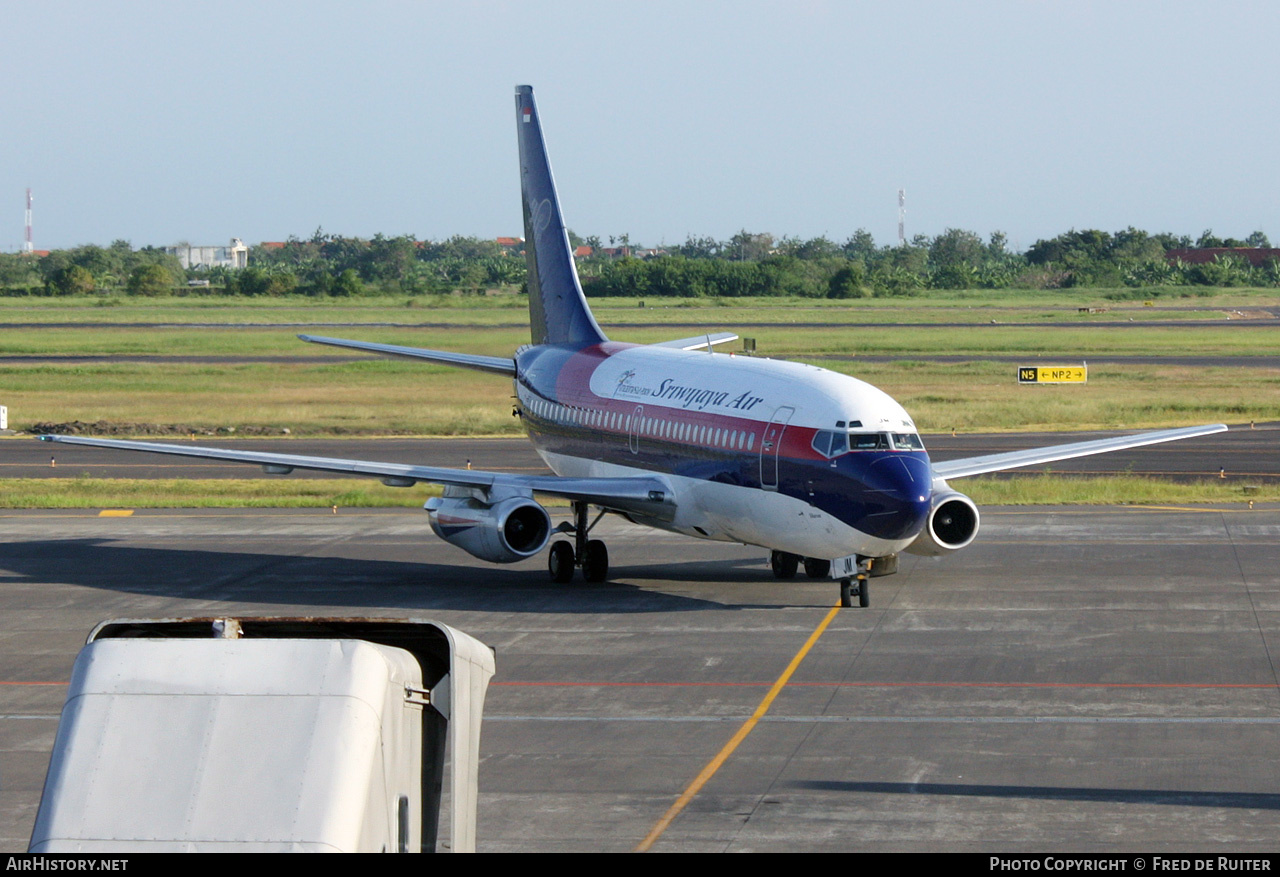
[426,495,552,563]
[904,490,980,556]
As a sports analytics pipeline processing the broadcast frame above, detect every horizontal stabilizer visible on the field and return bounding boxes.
[299,334,515,376]
[653,332,740,351]
[931,423,1228,481]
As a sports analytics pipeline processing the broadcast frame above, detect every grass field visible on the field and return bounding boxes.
[3,291,1276,506]
[1,286,1277,323]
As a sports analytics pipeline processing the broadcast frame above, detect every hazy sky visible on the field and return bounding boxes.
[3,1,1276,252]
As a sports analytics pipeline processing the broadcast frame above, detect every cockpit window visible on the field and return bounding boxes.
[811,429,849,458]
[849,433,890,451]
[815,430,921,456]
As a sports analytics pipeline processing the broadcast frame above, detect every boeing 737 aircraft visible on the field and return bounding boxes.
[42,86,1226,607]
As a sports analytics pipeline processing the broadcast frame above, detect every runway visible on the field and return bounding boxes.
[3,503,1280,851]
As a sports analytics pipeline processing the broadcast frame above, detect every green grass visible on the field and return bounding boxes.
[4,294,1277,509]
[0,477,436,508]
[965,475,1278,506]
[1,360,522,435]
[7,357,1276,435]
[1,287,1277,325]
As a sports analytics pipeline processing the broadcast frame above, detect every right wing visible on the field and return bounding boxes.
[37,434,675,520]
[931,423,1228,481]
[300,334,516,376]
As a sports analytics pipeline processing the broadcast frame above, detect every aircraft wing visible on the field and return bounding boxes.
[37,435,674,519]
[930,423,1228,481]
[299,334,516,376]
[652,332,739,351]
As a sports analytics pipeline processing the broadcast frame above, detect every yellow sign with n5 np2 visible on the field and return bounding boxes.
[1018,365,1087,384]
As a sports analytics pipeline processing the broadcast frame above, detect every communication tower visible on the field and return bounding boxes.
[897,189,905,247]
[23,189,33,254]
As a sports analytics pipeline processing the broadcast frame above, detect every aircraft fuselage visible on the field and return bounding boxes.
[514,341,934,560]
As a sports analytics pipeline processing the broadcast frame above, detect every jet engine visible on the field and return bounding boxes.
[903,489,980,556]
[425,495,552,563]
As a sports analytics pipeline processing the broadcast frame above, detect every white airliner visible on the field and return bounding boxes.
[42,85,1226,607]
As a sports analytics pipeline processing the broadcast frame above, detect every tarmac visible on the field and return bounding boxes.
[3,500,1280,852]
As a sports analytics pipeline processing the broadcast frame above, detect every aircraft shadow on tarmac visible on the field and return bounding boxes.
[0,539,778,614]
[798,780,1280,811]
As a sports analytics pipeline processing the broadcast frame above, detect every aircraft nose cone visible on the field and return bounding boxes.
[866,454,932,540]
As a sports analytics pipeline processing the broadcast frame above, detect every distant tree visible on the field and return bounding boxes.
[331,268,363,297]
[480,255,524,286]
[827,262,869,298]
[48,265,95,295]
[421,235,502,262]
[726,230,774,261]
[1246,231,1272,248]
[233,267,272,296]
[364,233,417,282]
[1026,229,1112,266]
[126,264,174,296]
[841,229,877,262]
[883,242,928,274]
[676,235,722,259]
[933,263,980,289]
[1195,229,1224,249]
[1109,227,1166,263]
[779,235,840,261]
[0,253,41,288]
[928,228,985,270]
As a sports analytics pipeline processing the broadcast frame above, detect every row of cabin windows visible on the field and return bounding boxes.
[524,396,756,452]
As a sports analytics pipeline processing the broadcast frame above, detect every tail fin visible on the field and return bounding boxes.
[516,85,608,347]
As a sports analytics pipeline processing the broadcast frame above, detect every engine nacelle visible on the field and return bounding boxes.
[425,495,552,563]
[903,489,980,556]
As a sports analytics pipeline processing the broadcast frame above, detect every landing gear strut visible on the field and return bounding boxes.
[839,557,872,608]
[548,502,609,583]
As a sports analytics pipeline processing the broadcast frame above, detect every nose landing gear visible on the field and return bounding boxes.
[839,568,870,608]
[774,551,873,608]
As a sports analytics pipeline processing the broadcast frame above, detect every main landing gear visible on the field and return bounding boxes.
[770,550,870,608]
[548,501,609,584]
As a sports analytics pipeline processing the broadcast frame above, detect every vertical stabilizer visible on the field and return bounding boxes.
[515,86,608,347]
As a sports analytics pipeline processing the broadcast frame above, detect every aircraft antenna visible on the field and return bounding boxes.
[897,189,905,247]
[23,188,33,254]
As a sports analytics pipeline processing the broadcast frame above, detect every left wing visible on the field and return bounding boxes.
[37,435,675,520]
[652,332,739,351]
[931,423,1228,481]
[299,334,516,376]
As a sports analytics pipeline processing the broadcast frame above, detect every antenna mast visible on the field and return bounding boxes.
[23,189,33,254]
[897,188,905,247]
